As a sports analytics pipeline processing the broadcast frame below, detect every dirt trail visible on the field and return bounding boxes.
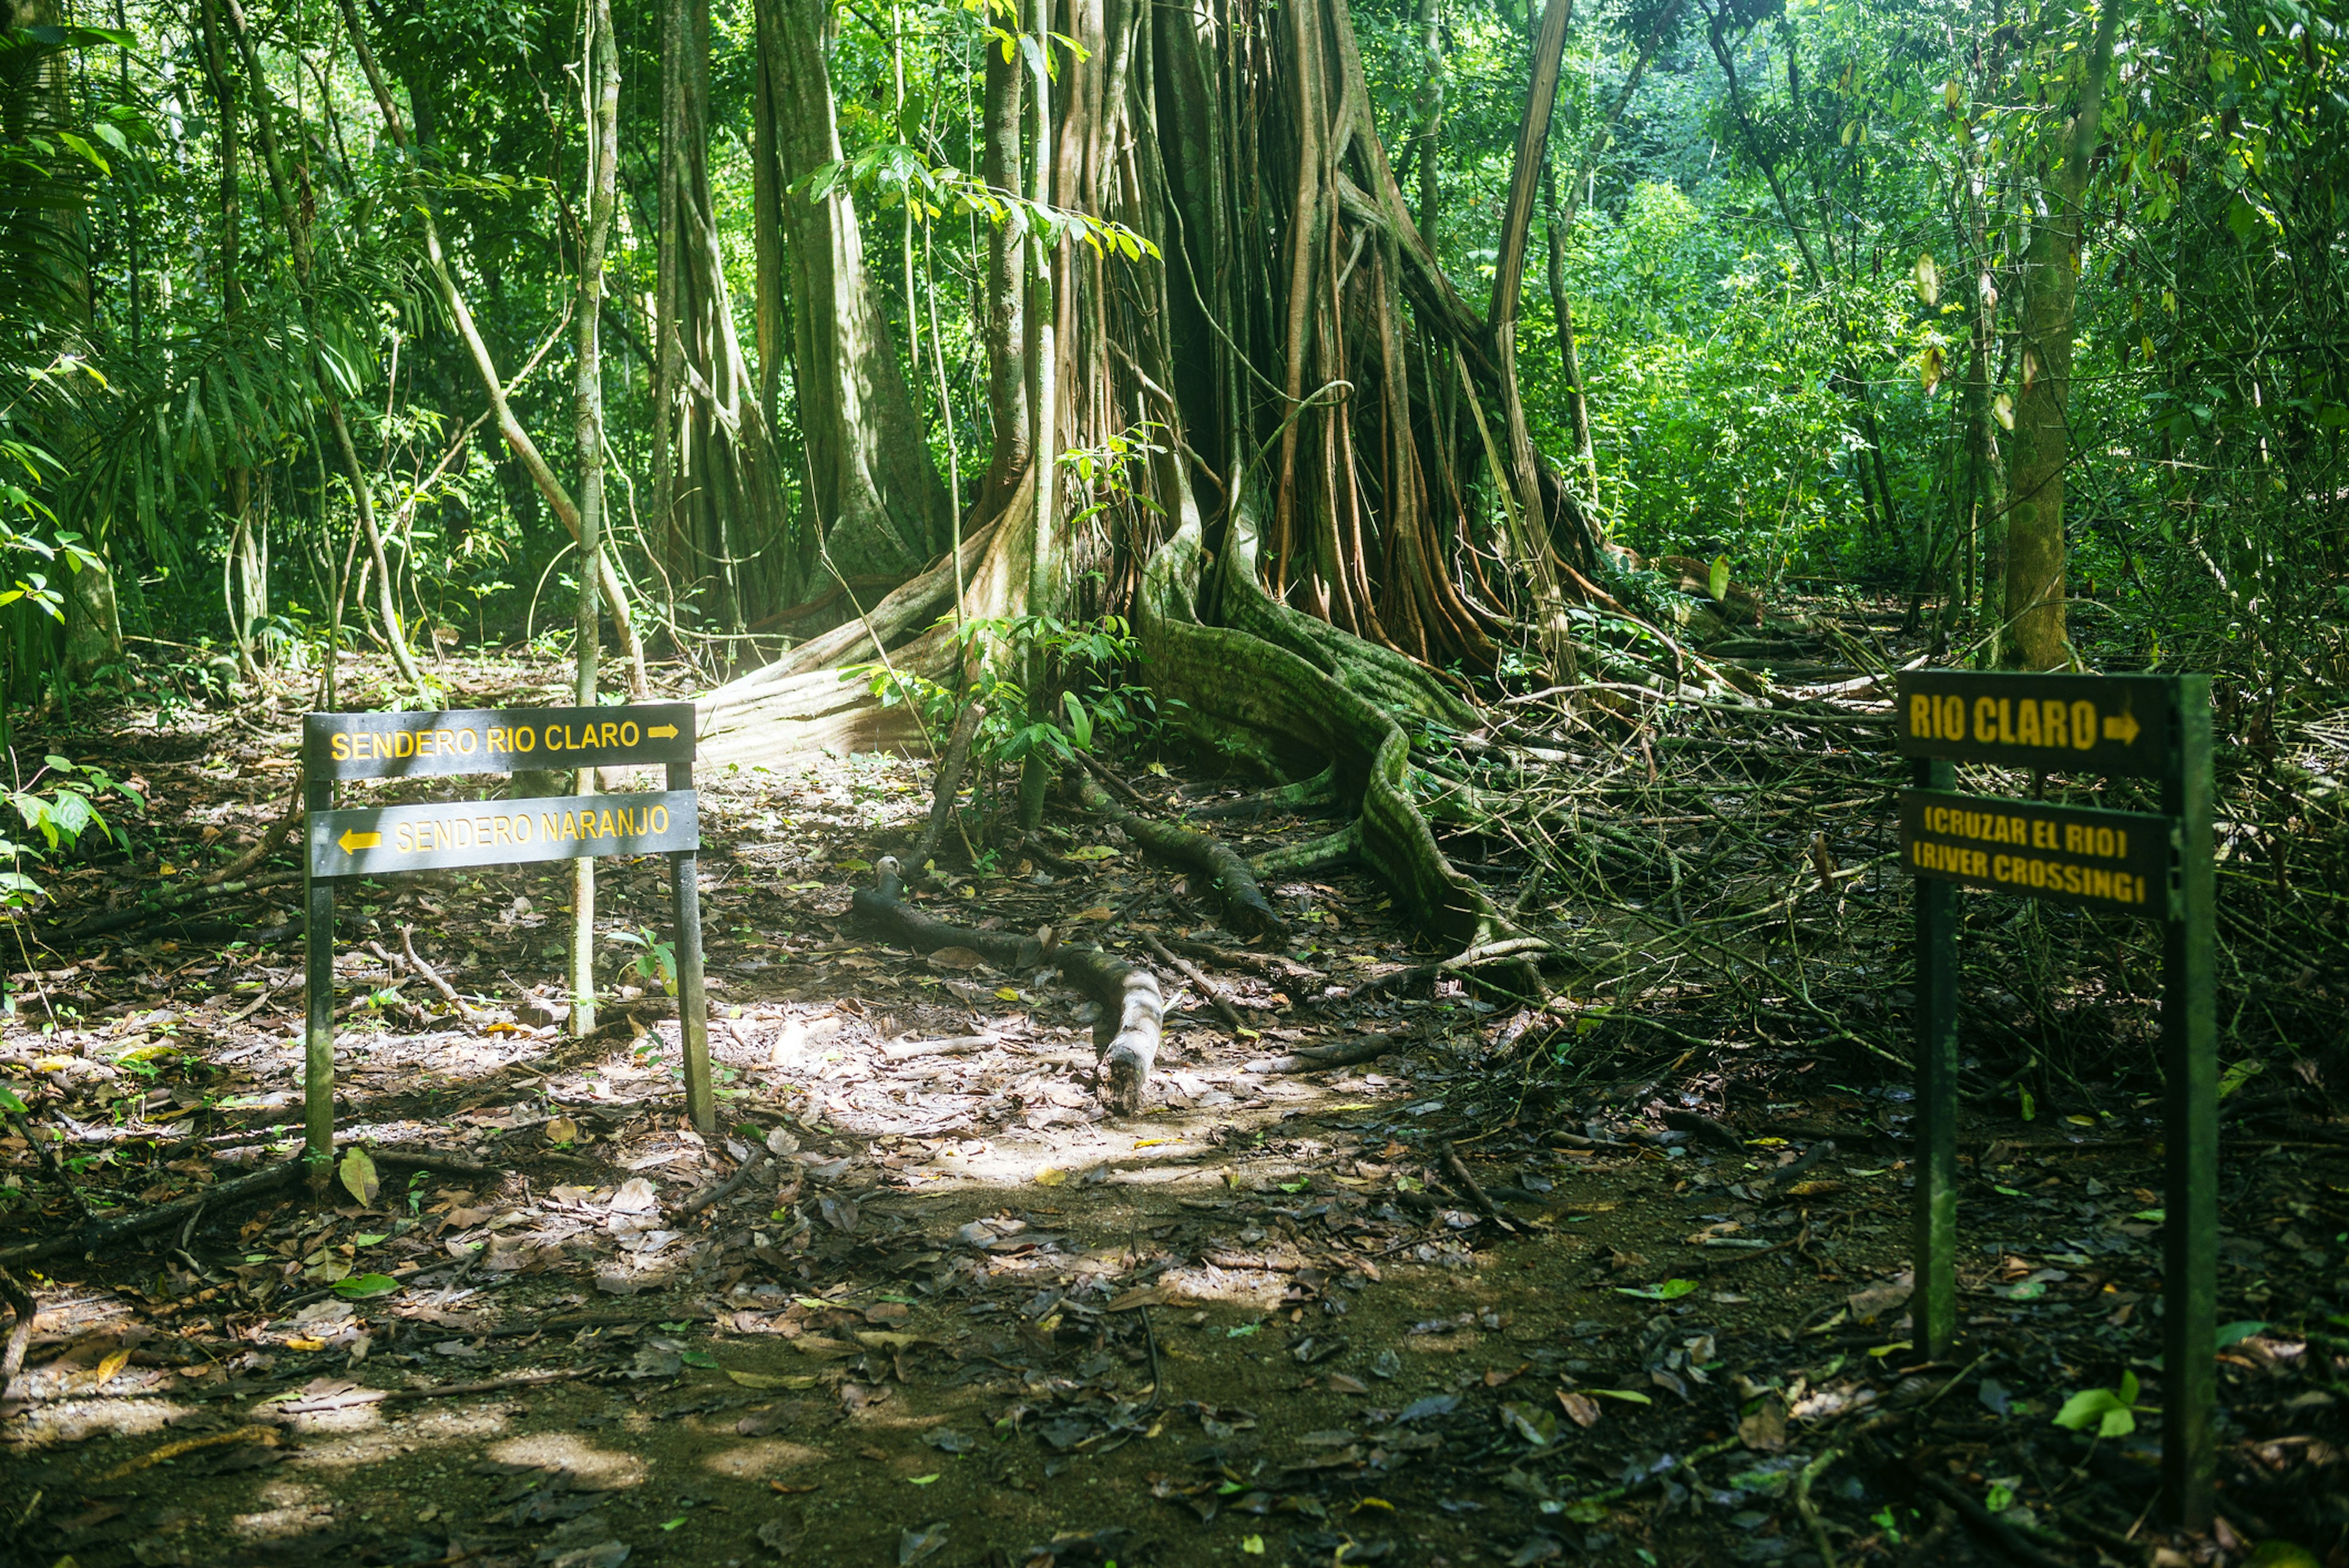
[1,673,2344,1568]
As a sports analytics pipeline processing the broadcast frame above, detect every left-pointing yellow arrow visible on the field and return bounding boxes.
[338,829,382,853]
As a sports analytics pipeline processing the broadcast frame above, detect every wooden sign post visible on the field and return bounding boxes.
[1896,671,2215,1528]
[301,703,716,1175]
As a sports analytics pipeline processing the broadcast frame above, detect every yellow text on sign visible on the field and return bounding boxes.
[1906,695,2142,752]
[387,801,674,856]
[1918,801,2131,860]
[328,718,659,764]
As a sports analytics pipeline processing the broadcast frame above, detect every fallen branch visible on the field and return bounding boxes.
[274,1367,590,1413]
[46,871,305,947]
[0,1159,306,1269]
[1138,932,1246,1031]
[1910,1471,2074,1568]
[1440,1141,1520,1234]
[1240,1032,1401,1075]
[403,925,490,1024]
[880,1034,1000,1062]
[202,781,303,888]
[1247,822,1360,879]
[1794,1448,1842,1568]
[1162,936,1320,983]
[1074,773,1285,938]
[673,1148,772,1221]
[852,856,1163,1115]
[0,1263,34,1405]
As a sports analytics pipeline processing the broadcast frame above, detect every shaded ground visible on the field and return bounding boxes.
[2,651,2345,1568]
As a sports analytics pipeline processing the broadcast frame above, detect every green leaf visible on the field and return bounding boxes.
[331,1273,401,1299]
[680,1350,718,1368]
[0,1083,26,1114]
[1616,1279,1699,1301]
[2214,1320,2266,1350]
[338,1145,380,1207]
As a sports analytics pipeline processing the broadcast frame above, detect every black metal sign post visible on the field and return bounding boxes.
[300,703,714,1180]
[1896,671,2215,1528]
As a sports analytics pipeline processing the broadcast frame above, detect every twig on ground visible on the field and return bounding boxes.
[402,925,489,1024]
[674,1148,771,1220]
[912,701,985,869]
[1439,1142,1520,1234]
[1138,931,1246,1031]
[1794,1447,1842,1568]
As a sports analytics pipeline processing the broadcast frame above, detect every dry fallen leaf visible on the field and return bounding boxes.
[727,1369,823,1390]
[1558,1391,1602,1429]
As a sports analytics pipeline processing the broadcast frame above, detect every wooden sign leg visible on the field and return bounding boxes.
[2161,677,2217,1529]
[302,779,336,1193]
[1912,756,1960,1359]
[667,761,713,1135]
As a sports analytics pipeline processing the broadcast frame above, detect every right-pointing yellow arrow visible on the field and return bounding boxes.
[338,829,382,853]
[2102,709,2141,744]
[647,723,679,740]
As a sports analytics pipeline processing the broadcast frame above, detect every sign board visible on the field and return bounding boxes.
[308,790,699,878]
[1894,670,2171,776]
[298,704,715,1159]
[1898,789,2174,917]
[1896,668,2214,1531]
[305,703,696,780]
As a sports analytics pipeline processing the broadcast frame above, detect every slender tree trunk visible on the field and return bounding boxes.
[2003,0,2124,668]
[222,0,426,692]
[755,0,949,580]
[570,0,619,1038]
[656,0,795,638]
[197,0,259,681]
[981,29,1030,509]
[333,0,650,697]
[1540,161,1596,505]
[1414,0,1443,251]
[1486,0,1584,564]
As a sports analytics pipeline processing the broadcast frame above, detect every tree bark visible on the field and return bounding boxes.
[980,31,1030,510]
[2002,0,2124,668]
[333,0,650,696]
[570,0,619,1038]
[221,0,426,692]
[656,0,798,638]
[755,0,950,580]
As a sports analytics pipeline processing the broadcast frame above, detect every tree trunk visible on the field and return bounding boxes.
[755,0,950,580]
[221,0,427,693]
[1414,0,1444,250]
[655,0,797,640]
[334,0,651,698]
[2001,0,2123,668]
[569,0,619,1037]
[980,33,1030,510]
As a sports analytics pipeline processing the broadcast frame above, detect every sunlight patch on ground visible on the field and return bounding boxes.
[695,1437,831,1479]
[485,1430,648,1488]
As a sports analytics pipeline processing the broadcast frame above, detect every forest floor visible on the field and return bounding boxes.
[0,650,2345,1568]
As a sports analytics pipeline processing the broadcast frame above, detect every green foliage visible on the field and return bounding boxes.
[857,609,1160,784]
[0,753,143,909]
[609,925,678,996]
[2051,1370,2141,1439]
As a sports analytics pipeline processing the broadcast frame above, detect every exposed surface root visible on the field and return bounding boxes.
[850,856,1163,1115]
[1075,775,1284,938]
